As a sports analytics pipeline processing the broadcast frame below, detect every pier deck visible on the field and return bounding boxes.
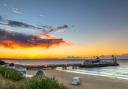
[16,59,119,69]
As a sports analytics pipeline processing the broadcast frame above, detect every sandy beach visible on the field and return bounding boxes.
[28,69,128,89]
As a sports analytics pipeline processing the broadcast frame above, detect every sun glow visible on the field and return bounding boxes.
[0,42,128,59]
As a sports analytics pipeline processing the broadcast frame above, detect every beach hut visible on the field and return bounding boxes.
[35,69,45,76]
[4,63,16,69]
[16,67,27,77]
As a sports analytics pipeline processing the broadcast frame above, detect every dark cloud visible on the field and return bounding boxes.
[0,16,41,29]
[40,24,69,34]
[0,29,66,49]
[0,16,70,34]
[57,24,69,29]
[42,24,69,29]
[7,20,40,29]
[0,16,69,34]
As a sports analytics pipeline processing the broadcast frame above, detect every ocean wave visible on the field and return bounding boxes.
[61,67,128,80]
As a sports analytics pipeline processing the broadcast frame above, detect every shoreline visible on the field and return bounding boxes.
[61,69,128,80]
[28,69,128,89]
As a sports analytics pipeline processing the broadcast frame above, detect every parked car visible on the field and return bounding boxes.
[72,76,81,85]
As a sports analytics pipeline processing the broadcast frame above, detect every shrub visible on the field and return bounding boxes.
[0,60,6,65]
[0,66,23,81]
[0,66,69,89]
[0,76,21,89]
[23,77,68,89]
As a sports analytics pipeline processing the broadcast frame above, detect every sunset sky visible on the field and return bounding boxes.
[0,0,128,58]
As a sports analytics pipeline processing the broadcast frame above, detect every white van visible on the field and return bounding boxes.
[72,76,81,85]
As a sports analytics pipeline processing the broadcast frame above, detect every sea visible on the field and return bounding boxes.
[3,59,128,80]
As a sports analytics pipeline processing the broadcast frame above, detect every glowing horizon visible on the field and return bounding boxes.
[0,43,128,59]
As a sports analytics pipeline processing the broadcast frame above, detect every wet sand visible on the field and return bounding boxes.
[28,69,128,89]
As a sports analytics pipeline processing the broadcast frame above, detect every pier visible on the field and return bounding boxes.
[21,62,119,69]
[15,56,119,69]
